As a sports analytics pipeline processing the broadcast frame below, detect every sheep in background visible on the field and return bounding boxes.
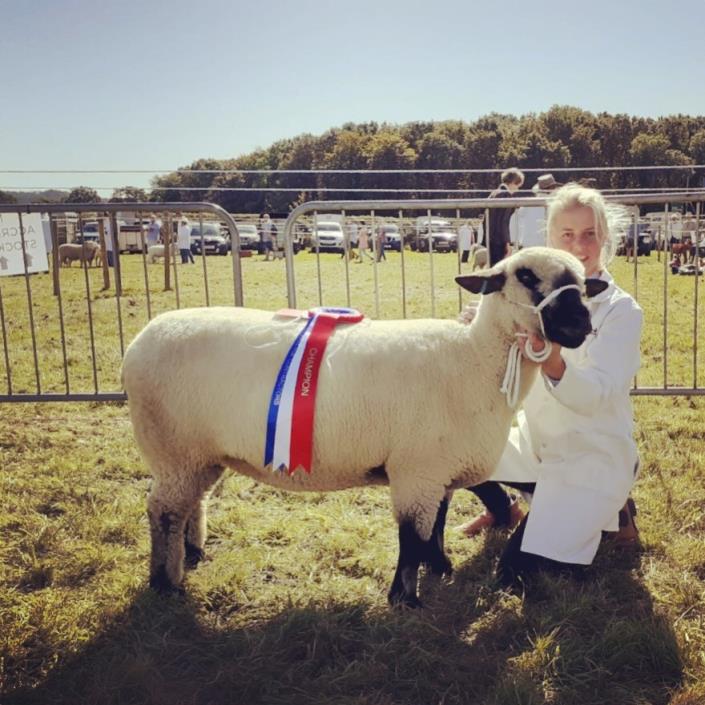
[147,244,167,264]
[122,247,601,608]
[59,241,100,267]
[470,244,488,271]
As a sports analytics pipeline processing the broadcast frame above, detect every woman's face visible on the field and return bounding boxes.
[550,205,602,277]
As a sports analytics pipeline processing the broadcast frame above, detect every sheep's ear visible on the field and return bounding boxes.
[585,278,608,298]
[455,272,506,295]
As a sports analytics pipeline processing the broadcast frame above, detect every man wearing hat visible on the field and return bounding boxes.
[510,173,562,250]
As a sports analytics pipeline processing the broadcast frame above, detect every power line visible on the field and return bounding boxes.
[0,164,702,175]
[5,186,705,194]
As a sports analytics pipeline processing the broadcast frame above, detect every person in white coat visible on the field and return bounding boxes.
[177,216,194,264]
[458,221,475,263]
[509,173,562,250]
[458,182,643,587]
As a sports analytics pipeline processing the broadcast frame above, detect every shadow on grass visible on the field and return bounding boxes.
[5,541,683,705]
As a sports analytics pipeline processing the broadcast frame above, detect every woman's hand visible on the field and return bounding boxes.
[522,331,566,381]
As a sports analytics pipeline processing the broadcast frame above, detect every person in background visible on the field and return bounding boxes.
[487,167,524,265]
[509,173,562,250]
[146,214,161,251]
[474,213,485,249]
[669,213,683,247]
[342,220,358,260]
[260,213,274,261]
[458,220,475,263]
[177,216,194,264]
[356,222,373,262]
[375,226,387,262]
[458,183,643,588]
[103,213,115,267]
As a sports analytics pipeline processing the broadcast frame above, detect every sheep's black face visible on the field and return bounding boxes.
[541,287,592,348]
[517,267,595,349]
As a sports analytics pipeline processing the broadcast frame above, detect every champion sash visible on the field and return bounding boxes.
[264,307,364,474]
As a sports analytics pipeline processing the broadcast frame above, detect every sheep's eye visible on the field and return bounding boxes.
[515,267,540,291]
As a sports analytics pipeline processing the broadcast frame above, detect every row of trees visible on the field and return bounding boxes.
[4,107,705,212]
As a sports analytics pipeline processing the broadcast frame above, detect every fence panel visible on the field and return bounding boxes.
[1,193,704,401]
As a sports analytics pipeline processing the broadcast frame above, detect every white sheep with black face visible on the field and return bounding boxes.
[122,246,605,608]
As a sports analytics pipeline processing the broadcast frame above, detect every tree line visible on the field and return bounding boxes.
[4,106,705,212]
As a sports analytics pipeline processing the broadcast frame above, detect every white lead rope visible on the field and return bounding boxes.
[500,283,581,408]
[501,336,554,408]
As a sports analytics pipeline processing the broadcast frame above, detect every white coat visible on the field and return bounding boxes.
[509,205,547,249]
[491,270,643,564]
[458,224,474,251]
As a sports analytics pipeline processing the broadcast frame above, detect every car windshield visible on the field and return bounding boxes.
[382,226,399,234]
[191,225,220,236]
[316,224,340,232]
[430,222,452,233]
[238,225,257,234]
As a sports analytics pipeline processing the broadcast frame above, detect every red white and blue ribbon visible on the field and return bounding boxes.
[264,307,364,474]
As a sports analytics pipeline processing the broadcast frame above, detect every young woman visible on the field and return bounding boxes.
[459,182,643,586]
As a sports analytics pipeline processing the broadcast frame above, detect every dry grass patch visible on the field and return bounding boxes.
[0,250,704,704]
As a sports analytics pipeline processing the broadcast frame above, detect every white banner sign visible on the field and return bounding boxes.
[0,213,49,276]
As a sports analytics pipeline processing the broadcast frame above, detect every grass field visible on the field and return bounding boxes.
[1,249,705,704]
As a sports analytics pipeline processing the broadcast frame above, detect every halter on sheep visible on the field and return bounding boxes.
[122,247,604,608]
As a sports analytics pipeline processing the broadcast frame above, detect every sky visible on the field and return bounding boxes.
[2,0,705,193]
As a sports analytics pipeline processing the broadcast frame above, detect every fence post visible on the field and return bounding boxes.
[98,216,110,290]
[51,216,60,296]
[163,212,172,291]
[110,212,122,296]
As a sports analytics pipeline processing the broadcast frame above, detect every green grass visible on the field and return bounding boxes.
[1,250,704,704]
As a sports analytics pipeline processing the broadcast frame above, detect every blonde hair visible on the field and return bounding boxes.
[545,183,629,267]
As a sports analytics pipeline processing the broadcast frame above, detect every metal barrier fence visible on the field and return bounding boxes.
[0,193,703,402]
[281,193,705,396]
[0,202,243,402]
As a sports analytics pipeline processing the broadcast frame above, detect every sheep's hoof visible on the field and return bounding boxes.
[184,543,205,570]
[388,590,423,609]
[149,566,184,596]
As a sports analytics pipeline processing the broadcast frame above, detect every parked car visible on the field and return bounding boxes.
[234,223,260,251]
[379,223,402,251]
[310,221,345,252]
[75,221,100,244]
[410,218,457,253]
[190,223,230,255]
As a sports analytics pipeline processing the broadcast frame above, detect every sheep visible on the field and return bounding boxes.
[122,247,601,608]
[470,244,488,270]
[59,241,100,267]
[147,244,167,264]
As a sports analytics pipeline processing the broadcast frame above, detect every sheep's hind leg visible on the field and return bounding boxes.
[184,465,225,569]
[388,520,426,608]
[148,465,223,594]
[388,499,453,608]
[422,493,453,577]
[148,488,190,594]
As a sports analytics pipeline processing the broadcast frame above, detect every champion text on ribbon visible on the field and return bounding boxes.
[264,307,364,475]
